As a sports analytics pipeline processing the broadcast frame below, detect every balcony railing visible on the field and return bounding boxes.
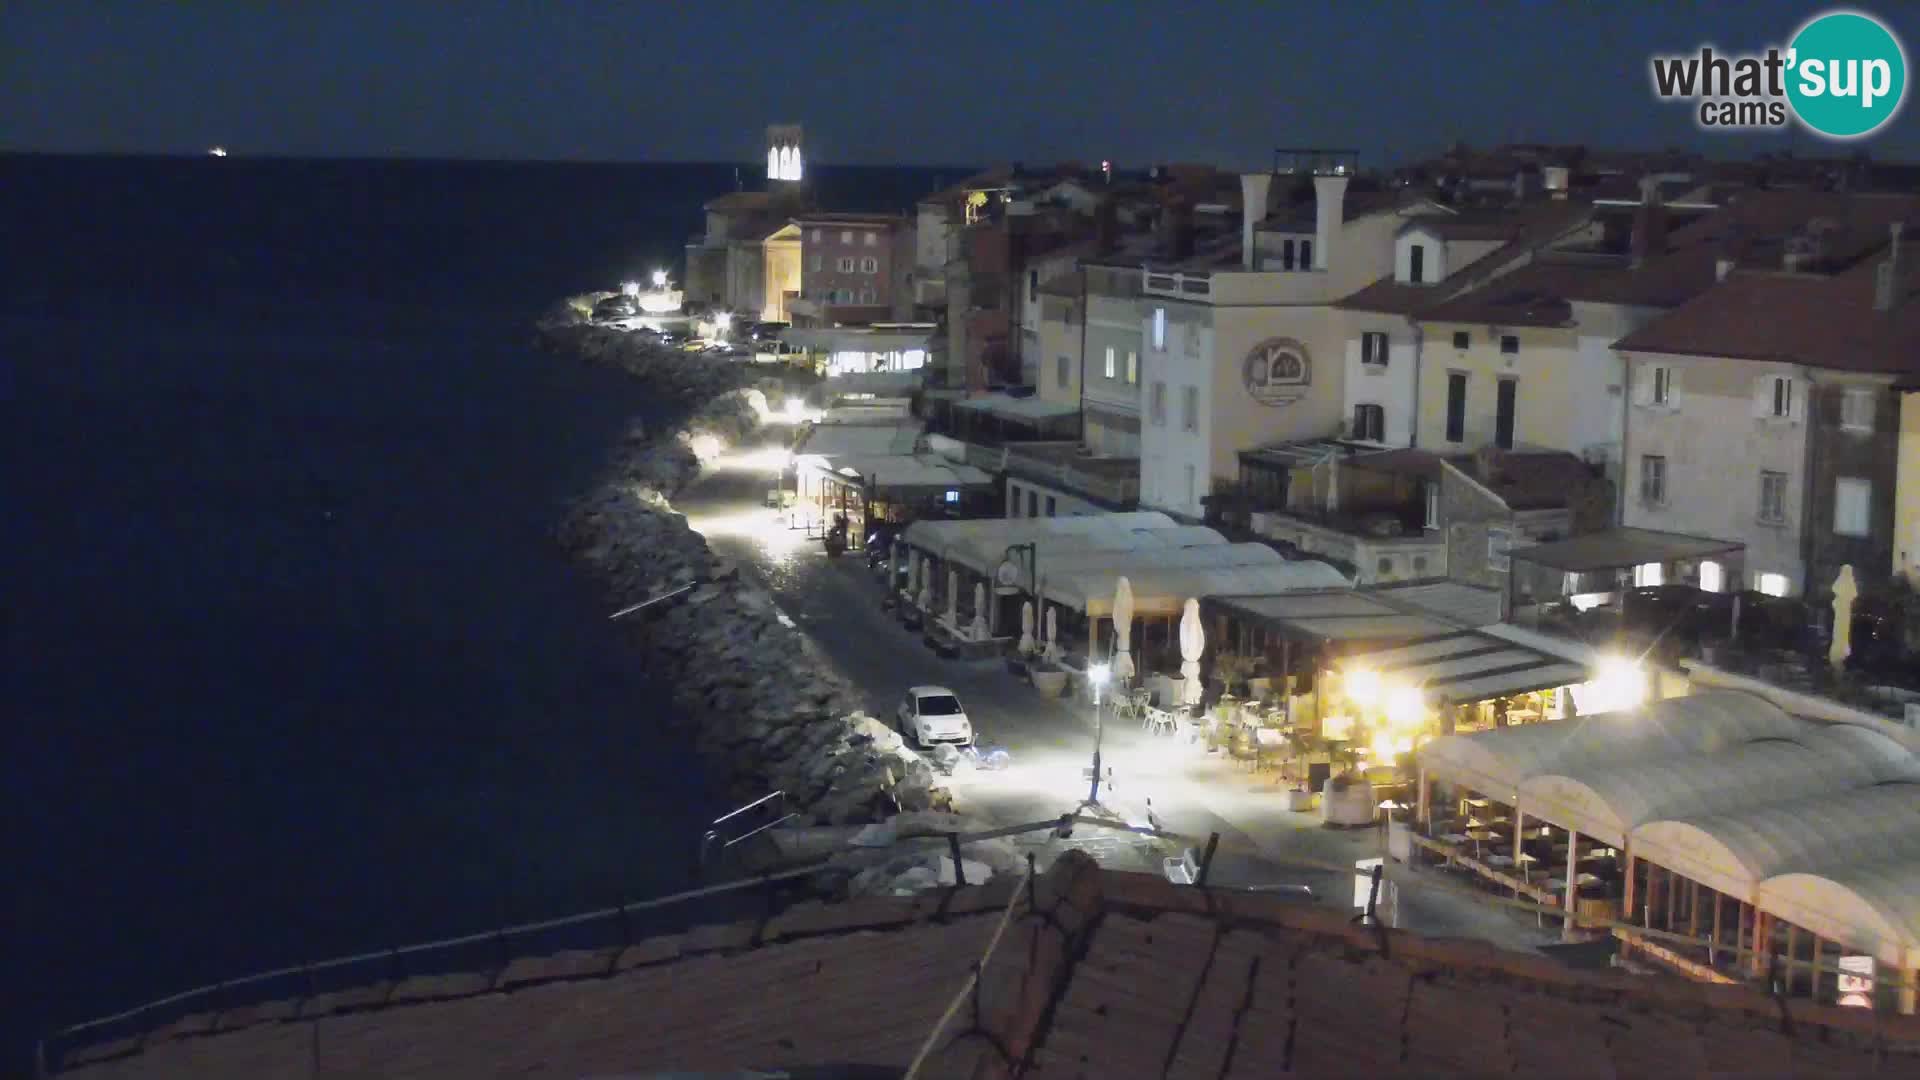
[1142,271,1211,298]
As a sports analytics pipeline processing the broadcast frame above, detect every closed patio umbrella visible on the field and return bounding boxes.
[1045,606,1060,661]
[1179,597,1205,707]
[1112,575,1135,683]
[971,582,990,640]
[1019,601,1036,656]
[946,567,959,629]
[915,556,932,612]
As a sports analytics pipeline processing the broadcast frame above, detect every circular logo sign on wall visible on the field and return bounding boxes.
[1242,338,1312,407]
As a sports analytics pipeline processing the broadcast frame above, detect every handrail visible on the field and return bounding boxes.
[710,790,786,828]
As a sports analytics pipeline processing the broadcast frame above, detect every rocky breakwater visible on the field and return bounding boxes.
[539,306,950,849]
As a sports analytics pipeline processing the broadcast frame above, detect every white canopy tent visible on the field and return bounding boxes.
[1759,863,1920,970]
[900,512,1208,579]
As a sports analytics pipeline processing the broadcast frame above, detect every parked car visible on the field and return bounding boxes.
[1162,846,1316,902]
[592,295,638,321]
[896,686,974,748]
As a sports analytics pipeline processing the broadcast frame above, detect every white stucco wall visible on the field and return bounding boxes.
[1342,312,1417,446]
[1394,228,1448,284]
[1138,314,1215,518]
[1622,351,1810,593]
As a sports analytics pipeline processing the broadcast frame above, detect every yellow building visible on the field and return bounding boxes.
[1897,389,1920,583]
[760,223,803,324]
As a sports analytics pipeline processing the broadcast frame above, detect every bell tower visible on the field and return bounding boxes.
[766,124,804,184]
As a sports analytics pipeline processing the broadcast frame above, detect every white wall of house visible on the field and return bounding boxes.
[1395,227,1448,285]
[1083,275,1143,457]
[1342,313,1417,446]
[1621,350,1811,593]
[1138,314,1215,518]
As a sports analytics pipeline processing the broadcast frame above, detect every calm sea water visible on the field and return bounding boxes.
[0,154,952,1067]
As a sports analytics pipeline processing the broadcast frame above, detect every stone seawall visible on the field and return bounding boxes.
[536,307,950,832]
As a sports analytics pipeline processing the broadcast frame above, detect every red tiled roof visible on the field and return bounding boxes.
[1615,254,1920,374]
[1339,203,1595,317]
[58,854,1920,1078]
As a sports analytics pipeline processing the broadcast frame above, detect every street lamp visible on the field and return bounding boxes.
[651,269,669,289]
[714,311,734,337]
[1087,661,1111,805]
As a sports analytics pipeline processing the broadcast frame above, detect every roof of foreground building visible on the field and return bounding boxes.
[53,851,1920,1078]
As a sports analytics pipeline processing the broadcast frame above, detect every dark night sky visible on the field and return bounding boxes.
[3,1,1915,167]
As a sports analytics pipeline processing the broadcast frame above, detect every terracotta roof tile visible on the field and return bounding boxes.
[55,855,1920,1077]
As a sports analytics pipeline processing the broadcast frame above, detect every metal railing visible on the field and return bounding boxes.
[699,791,798,872]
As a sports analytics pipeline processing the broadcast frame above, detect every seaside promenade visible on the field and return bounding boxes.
[678,421,1559,953]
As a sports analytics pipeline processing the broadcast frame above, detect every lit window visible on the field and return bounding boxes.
[1104,346,1116,379]
[1152,308,1166,350]
[864,231,876,246]
[1699,560,1723,593]
[1842,387,1876,432]
[1757,572,1790,597]
[840,230,853,243]
[1634,562,1664,587]
[1126,351,1138,385]
[1835,476,1871,537]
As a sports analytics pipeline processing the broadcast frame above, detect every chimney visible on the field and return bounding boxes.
[1878,222,1906,312]
[1313,172,1350,272]
[1094,199,1120,255]
[1630,175,1668,267]
[1543,165,1570,198]
[1240,173,1273,270]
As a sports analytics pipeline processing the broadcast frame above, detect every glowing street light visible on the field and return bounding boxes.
[1345,667,1382,709]
[714,311,733,335]
[651,269,669,289]
[620,280,641,298]
[1385,685,1425,729]
[1087,662,1112,805]
[784,397,804,420]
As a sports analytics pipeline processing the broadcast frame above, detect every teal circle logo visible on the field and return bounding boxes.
[1786,10,1907,138]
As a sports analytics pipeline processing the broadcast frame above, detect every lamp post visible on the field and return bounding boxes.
[1087,661,1111,805]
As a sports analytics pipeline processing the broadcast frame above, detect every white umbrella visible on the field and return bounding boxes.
[1111,576,1135,683]
[971,582,990,641]
[946,567,959,629]
[1179,597,1205,707]
[915,556,932,611]
[1044,606,1060,661]
[1019,601,1036,656]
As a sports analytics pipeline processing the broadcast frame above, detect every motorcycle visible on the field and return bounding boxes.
[823,514,849,557]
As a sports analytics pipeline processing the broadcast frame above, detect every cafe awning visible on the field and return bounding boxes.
[1507,527,1744,573]
[1207,590,1460,645]
[1047,559,1352,618]
[1340,629,1591,707]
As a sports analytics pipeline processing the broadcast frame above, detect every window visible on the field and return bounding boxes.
[1152,308,1166,351]
[1699,560,1724,593]
[863,231,876,246]
[860,289,875,304]
[1185,464,1197,507]
[837,256,855,272]
[1409,243,1426,284]
[1452,331,1470,350]
[811,228,822,242]
[840,230,853,243]
[1842,387,1876,432]
[1150,381,1167,425]
[1651,365,1672,406]
[1488,527,1513,572]
[1494,379,1517,450]
[1184,325,1200,357]
[1634,562,1664,588]
[1104,346,1116,379]
[1640,454,1667,505]
[1299,239,1313,267]
[1445,372,1467,442]
[1126,350,1138,385]
[809,254,822,272]
[1282,238,1296,270]
[1424,483,1440,530]
[861,257,878,273]
[1028,270,1038,303]
[1009,483,1021,516]
[1045,496,1056,517]
[1835,477,1871,537]
[1182,386,1199,432]
[1378,557,1395,576]
[1361,331,1389,368]
[1759,470,1788,524]
[1757,572,1790,597]
[1352,403,1385,441]
[1028,490,1039,518]
[1056,355,1070,389]
[1499,335,1519,355]
[1757,375,1795,419]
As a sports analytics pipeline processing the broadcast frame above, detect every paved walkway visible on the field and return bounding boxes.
[674,428,1557,952]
